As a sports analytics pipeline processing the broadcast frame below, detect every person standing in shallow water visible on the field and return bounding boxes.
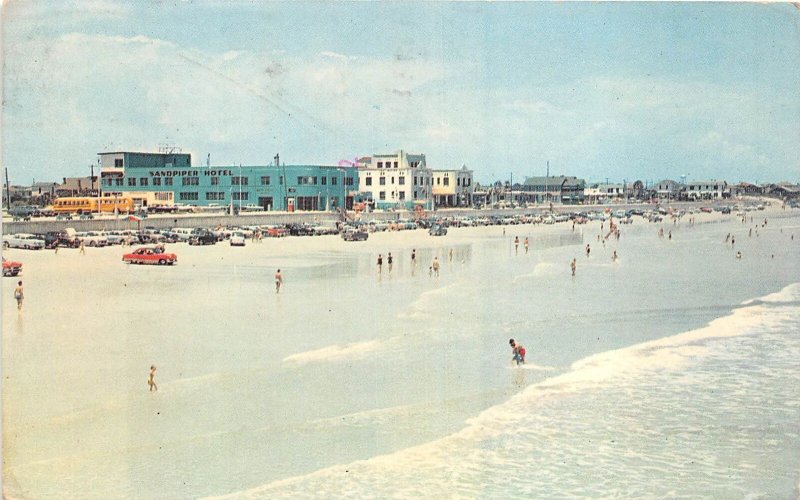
[148,365,157,392]
[275,269,283,293]
[432,256,440,277]
[509,338,526,365]
[585,244,591,257]
[387,252,393,272]
[377,254,383,273]
[514,236,519,254]
[571,258,577,277]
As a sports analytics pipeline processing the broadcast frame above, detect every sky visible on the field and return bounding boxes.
[2,1,799,185]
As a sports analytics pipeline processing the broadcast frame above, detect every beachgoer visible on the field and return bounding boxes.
[148,365,158,392]
[448,248,453,262]
[411,249,416,265]
[736,251,742,259]
[14,281,24,310]
[524,237,529,254]
[586,244,591,257]
[514,236,519,254]
[571,258,576,277]
[388,252,393,272]
[275,269,283,293]
[432,257,440,277]
[668,231,672,240]
[377,254,383,273]
[612,250,618,262]
[509,338,526,365]
[79,239,85,254]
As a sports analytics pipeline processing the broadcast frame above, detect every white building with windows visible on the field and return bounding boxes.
[686,180,727,200]
[357,150,434,210]
[432,165,474,207]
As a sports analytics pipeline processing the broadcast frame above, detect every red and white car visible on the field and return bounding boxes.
[3,257,23,277]
[122,247,177,265]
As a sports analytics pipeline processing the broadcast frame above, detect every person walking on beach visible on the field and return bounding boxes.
[377,254,383,273]
[79,239,85,255]
[524,237,529,254]
[387,252,393,272]
[585,244,591,257]
[275,269,283,293]
[411,249,416,266]
[14,281,24,310]
[448,248,453,262]
[432,256,440,277]
[148,365,158,392]
[612,250,618,262]
[514,236,519,254]
[509,338,526,365]
[571,258,577,277]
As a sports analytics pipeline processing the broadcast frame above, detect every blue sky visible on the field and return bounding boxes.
[2,1,799,185]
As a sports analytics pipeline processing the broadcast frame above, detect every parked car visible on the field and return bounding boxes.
[341,228,369,241]
[188,230,217,246]
[122,247,178,265]
[77,231,109,247]
[229,231,246,247]
[2,257,23,277]
[3,233,45,250]
[429,224,448,236]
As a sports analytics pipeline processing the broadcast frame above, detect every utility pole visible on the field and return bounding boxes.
[4,168,10,209]
[545,160,549,206]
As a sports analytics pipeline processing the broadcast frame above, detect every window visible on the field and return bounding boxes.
[312,177,317,185]
[379,191,386,200]
[379,177,386,186]
[346,177,354,186]
[399,191,406,200]
[232,176,249,186]
[179,192,198,201]
[115,178,123,186]
[399,176,405,185]
[414,191,418,198]
[321,177,327,185]
[114,159,123,168]
[414,177,418,186]
[258,196,273,209]
[297,176,305,185]
[391,177,395,184]
[260,176,270,185]
[393,161,398,168]
[279,176,284,185]
[366,177,372,186]
[128,178,136,186]
[183,177,199,186]
[153,177,161,186]
[232,192,249,201]
[443,177,449,186]
[140,178,149,186]
[331,177,338,185]
[377,162,383,168]
[211,177,219,186]
[457,178,461,186]
[437,177,441,185]
[165,177,173,186]
[206,192,225,201]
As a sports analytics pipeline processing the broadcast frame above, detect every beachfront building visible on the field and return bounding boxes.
[431,165,474,208]
[652,179,684,200]
[99,151,358,211]
[520,176,586,204]
[731,182,764,197]
[686,180,727,200]
[584,183,625,204]
[356,150,434,210]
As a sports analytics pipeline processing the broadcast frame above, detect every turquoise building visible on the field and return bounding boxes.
[99,151,357,211]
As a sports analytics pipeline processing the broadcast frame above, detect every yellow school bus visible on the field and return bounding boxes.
[52,196,135,214]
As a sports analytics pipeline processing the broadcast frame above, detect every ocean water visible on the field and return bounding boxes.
[3,211,799,498]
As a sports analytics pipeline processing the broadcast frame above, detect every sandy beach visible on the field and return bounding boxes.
[3,206,800,498]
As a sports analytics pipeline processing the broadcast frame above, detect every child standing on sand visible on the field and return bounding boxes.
[148,365,157,391]
[14,281,24,310]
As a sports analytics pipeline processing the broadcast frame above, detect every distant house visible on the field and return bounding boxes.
[731,182,763,197]
[56,177,99,197]
[521,176,586,204]
[686,180,727,200]
[652,179,683,200]
[585,183,625,203]
[764,182,800,200]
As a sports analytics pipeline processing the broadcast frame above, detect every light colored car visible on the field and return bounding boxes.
[229,231,246,246]
[3,233,45,250]
[76,231,109,247]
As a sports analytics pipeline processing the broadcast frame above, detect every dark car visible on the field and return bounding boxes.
[188,230,217,245]
[429,224,448,236]
[288,224,313,236]
[341,228,369,241]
